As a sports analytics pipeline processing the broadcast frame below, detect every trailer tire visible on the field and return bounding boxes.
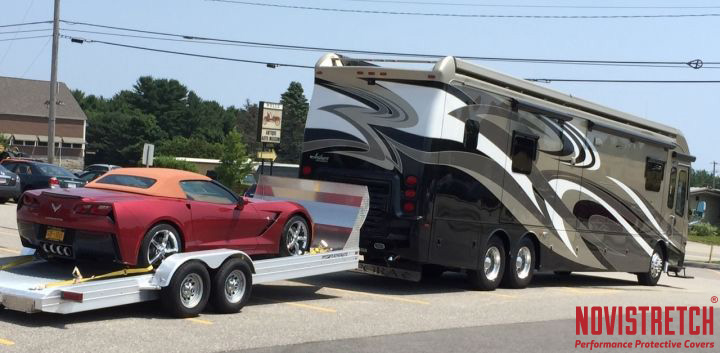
[637,247,664,286]
[502,237,535,289]
[161,261,210,318]
[468,236,505,291]
[210,258,253,314]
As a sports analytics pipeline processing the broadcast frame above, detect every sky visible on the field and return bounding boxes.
[1,0,718,170]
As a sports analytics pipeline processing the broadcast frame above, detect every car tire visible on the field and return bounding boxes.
[279,215,310,257]
[160,261,210,318]
[137,223,183,267]
[637,246,664,286]
[0,198,7,204]
[501,237,535,289]
[468,236,505,291]
[210,258,253,314]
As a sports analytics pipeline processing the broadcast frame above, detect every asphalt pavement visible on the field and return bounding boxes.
[1,202,719,353]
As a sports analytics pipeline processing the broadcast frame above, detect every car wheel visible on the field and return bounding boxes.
[138,223,182,267]
[280,215,310,256]
[502,237,535,289]
[160,261,210,318]
[0,198,7,204]
[468,236,505,291]
[637,247,664,286]
[210,258,253,314]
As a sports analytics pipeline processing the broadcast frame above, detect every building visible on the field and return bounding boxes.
[689,187,720,226]
[0,76,86,170]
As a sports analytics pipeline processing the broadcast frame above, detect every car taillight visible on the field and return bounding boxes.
[49,177,60,188]
[74,203,113,216]
[301,165,312,176]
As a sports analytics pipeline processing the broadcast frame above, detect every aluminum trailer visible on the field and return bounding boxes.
[0,176,368,317]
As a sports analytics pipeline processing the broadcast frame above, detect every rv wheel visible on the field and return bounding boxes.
[637,247,664,286]
[502,237,535,289]
[468,237,505,291]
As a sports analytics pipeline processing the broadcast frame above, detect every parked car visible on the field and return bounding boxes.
[0,159,85,192]
[84,164,121,173]
[17,168,313,267]
[77,170,105,183]
[0,164,21,203]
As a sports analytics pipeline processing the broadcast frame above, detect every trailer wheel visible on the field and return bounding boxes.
[161,261,210,318]
[210,258,253,313]
[468,237,505,291]
[637,247,664,286]
[502,237,535,289]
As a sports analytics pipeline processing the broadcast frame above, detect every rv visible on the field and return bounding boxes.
[299,53,694,290]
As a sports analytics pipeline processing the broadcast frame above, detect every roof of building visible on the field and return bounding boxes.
[690,187,720,197]
[85,168,210,199]
[0,76,87,121]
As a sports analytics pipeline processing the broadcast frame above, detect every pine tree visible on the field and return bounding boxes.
[216,130,253,192]
[276,82,309,163]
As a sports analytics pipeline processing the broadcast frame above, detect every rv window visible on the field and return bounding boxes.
[463,120,480,151]
[644,158,665,192]
[675,169,688,217]
[511,133,538,175]
[667,167,677,209]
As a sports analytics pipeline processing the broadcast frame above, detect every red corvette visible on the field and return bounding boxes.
[16,168,313,266]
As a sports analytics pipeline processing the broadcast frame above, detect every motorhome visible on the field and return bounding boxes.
[300,53,694,290]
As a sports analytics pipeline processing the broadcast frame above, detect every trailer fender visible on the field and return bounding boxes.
[150,249,254,288]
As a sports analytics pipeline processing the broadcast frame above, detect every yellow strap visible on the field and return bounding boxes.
[0,256,34,271]
[43,265,154,289]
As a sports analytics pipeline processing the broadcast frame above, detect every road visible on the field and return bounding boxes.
[0,202,719,353]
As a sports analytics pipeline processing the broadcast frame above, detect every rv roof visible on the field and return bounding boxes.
[316,53,680,138]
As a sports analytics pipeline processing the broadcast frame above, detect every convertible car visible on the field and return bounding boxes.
[17,168,312,266]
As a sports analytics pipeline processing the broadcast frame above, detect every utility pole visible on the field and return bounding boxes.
[712,161,718,189]
[47,0,61,164]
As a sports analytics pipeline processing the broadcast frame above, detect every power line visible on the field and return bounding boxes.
[340,0,720,9]
[0,35,52,42]
[0,28,50,35]
[208,0,720,19]
[0,20,52,28]
[63,35,720,84]
[62,35,314,68]
[21,36,51,78]
[0,0,38,68]
[527,78,720,83]
[59,21,720,69]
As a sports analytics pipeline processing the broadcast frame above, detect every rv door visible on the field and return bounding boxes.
[665,163,690,243]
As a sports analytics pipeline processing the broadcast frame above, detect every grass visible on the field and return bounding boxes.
[688,233,720,246]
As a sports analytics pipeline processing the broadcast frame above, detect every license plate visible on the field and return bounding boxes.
[67,183,76,188]
[45,227,65,242]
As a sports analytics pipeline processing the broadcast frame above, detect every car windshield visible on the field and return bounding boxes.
[0,165,9,173]
[35,164,76,177]
[95,174,156,189]
[79,171,101,182]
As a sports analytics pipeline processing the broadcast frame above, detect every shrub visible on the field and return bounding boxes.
[690,222,718,237]
[152,155,198,173]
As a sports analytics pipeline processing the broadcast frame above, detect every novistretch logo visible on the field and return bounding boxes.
[575,306,715,350]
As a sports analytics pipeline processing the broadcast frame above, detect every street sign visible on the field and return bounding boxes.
[257,149,277,161]
[257,101,283,144]
[142,143,155,167]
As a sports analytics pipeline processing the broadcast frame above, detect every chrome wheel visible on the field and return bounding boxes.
[148,229,180,266]
[285,219,309,256]
[484,246,502,281]
[515,246,532,280]
[179,273,203,308]
[224,270,247,304]
[650,252,663,279]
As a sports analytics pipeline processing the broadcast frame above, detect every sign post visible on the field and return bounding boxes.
[142,143,155,167]
[257,102,282,175]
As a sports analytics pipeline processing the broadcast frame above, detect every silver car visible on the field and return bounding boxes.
[0,164,21,203]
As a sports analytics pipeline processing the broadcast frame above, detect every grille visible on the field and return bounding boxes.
[361,182,391,238]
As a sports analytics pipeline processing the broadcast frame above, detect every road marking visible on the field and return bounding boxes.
[255,296,337,313]
[323,287,430,305]
[185,318,213,325]
[484,292,518,299]
[0,247,20,255]
[550,287,618,295]
[0,338,15,346]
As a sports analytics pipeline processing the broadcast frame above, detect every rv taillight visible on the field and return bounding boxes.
[302,165,312,176]
[404,189,417,199]
[49,177,60,188]
[403,202,416,213]
[404,176,418,187]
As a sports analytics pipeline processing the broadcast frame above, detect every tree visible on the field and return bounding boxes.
[235,100,260,154]
[153,156,199,172]
[691,169,720,189]
[216,130,253,192]
[156,136,224,159]
[275,82,309,163]
[85,111,166,166]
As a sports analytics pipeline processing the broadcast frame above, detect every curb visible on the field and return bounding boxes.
[684,261,720,270]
